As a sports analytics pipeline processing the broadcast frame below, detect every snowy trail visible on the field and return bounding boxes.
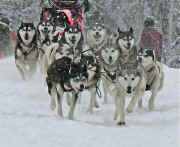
[0,57,179,147]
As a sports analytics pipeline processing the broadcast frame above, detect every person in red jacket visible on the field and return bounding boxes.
[140,17,163,62]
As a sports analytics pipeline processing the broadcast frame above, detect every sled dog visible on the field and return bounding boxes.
[46,57,88,120]
[15,22,38,80]
[138,48,164,110]
[114,61,146,125]
[100,40,120,103]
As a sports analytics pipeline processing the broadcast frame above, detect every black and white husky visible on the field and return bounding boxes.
[116,27,137,64]
[138,48,164,110]
[48,23,84,68]
[80,51,101,112]
[46,57,88,120]
[37,19,58,75]
[60,23,84,56]
[15,22,38,80]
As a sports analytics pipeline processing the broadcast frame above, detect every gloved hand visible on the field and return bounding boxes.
[156,56,161,62]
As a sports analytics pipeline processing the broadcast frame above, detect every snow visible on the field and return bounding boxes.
[0,57,179,147]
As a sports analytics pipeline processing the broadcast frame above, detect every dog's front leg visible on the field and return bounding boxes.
[117,94,126,125]
[68,92,79,120]
[127,91,142,113]
[149,78,160,110]
[50,86,57,111]
[56,84,64,117]
[102,78,108,104]
[88,87,97,113]
[148,89,158,110]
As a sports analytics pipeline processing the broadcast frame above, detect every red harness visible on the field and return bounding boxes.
[146,66,156,91]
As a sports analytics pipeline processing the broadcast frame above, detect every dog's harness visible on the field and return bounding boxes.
[145,65,156,91]
[103,67,117,83]
[16,41,37,59]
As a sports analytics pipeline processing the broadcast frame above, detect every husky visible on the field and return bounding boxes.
[100,40,120,104]
[114,61,146,125]
[37,19,57,50]
[116,27,137,64]
[86,23,109,55]
[80,51,101,112]
[15,22,38,80]
[60,23,83,57]
[46,57,88,120]
[138,48,164,110]
[37,19,58,74]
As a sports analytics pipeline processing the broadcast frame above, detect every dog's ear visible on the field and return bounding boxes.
[129,27,133,34]
[139,48,143,53]
[118,27,123,34]
[20,21,24,28]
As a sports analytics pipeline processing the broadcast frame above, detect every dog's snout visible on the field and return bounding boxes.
[127,43,131,48]
[25,33,29,40]
[109,56,112,62]
[127,86,132,94]
[96,32,99,36]
[80,84,84,91]
[44,27,48,31]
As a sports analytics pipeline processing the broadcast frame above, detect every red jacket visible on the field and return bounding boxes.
[140,28,163,57]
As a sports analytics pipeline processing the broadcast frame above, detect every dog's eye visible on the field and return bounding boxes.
[93,28,96,31]
[112,50,115,52]
[74,77,79,81]
[81,77,87,81]
[124,77,127,80]
[132,78,135,81]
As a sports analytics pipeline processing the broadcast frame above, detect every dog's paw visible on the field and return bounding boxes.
[68,114,74,120]
[148,103,154,111]
[126,108,133,113]
[50,101,56,111]
[94,101,100,108]
[113,115,117,121]
[117,121,126,126]
[87,108,93,114]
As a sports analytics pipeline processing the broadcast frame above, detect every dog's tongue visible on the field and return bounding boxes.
[64,83,71,90]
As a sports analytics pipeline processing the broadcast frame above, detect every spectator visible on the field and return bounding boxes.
[140,17,163,62]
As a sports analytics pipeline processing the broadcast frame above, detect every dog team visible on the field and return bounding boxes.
[13,8,164,126]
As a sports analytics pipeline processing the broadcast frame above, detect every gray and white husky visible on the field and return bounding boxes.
[114,61,146,125]
[86,23,109,55]
[15,22,38,80]
[138,48,164,110]
[100,40,120,104]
